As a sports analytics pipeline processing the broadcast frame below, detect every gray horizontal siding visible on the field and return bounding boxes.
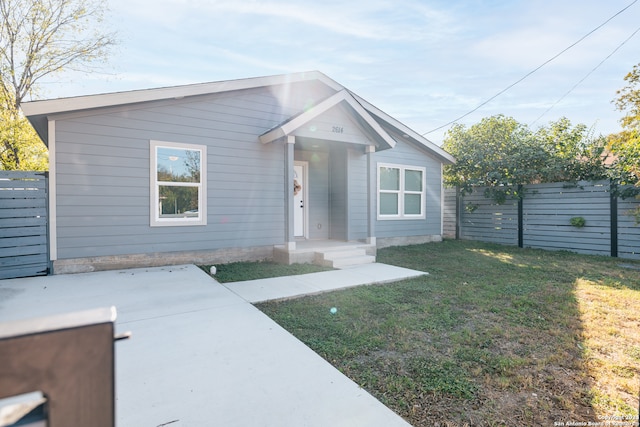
[348,148,368,240]
[329,145,347,240]
[374,139,443,238]
[55,211,285,231]
[51,83,338,260]
[57,191,284,208]
[58,228,284,256]
[294,104,374,146]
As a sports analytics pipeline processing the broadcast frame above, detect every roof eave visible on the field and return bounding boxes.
[21,70,341,118]
[350,92,455,164]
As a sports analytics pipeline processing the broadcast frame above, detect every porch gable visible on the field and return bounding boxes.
[259,90,396,150]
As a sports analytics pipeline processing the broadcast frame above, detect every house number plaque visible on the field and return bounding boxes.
[332,126,344,134]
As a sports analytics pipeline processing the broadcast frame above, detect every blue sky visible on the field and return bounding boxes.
[40,0,640,145]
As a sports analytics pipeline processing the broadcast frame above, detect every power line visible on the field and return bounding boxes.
[423,0,638,135]
[530,24,640,127]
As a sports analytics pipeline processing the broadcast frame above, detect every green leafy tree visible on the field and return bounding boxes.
[535,117,609,183]
[609,63,640,222]
[443,115,609,203]
[0,94,47,169]
[609,63,640,186]
[0,0,116,170]
[442,115,548,202]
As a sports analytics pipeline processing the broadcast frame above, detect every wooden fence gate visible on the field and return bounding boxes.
[0,171,49,279]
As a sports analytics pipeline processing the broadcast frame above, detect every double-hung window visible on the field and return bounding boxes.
[378,163,426,219]
[150,140,207,226]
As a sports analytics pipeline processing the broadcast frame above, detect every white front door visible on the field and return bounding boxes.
[293,162,307,237]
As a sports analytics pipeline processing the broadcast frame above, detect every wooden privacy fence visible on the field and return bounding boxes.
[0,171,49,279]
[443,181,640,260]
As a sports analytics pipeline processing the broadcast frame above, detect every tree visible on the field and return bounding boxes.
[609,63,640,187]
[609,63,640,222]
[0,0,116,169]
[442,115,548,202]
[442,115,609,203]
[535,117,609,183]
[0,93,47,169]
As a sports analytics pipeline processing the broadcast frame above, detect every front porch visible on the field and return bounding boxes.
[274,240,376,269]
[260,89,394,264]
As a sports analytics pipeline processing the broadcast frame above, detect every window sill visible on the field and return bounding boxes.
[150,219,207,227]
[377,215,425,221]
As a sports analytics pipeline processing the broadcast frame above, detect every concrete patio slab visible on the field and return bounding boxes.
[0,264,412,427]
[222,262,427,303]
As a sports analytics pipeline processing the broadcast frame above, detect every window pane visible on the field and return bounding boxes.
[380,193,399,215]
[159,186,199,218]
[405,170,423,192]
[157,147,201,183]
[404,194,422,215]
[380,167,399,191]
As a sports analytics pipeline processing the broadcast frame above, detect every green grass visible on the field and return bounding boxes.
[255,240,640,426]
[199,260,332,283]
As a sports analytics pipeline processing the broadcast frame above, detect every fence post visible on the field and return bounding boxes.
[610,181,618,258]
[41,171,51,275]
[455,186,461,240]
[517,185,523,248]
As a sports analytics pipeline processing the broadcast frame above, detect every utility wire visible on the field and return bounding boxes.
[423,0,638,135]
[530,24,640,127]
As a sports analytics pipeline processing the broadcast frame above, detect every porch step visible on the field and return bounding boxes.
[315,248,376,269]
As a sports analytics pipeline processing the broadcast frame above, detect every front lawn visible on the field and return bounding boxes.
[200,260,332,283]
[256,240,640,426]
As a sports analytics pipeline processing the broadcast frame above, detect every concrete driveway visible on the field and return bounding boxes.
[0,265,411,426]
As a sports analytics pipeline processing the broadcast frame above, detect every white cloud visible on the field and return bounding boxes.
[112,0,456,42]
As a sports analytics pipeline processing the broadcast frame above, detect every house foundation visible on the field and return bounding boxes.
[52,246,274,274]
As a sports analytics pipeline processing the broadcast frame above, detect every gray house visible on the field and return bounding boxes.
[23,71,455,274]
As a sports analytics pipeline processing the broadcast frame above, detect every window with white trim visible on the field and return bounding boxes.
[377,163,426,219]
[150,140,207,226]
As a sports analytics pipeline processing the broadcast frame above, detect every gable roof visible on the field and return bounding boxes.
[22,70,454,164]
[259,89,397,150]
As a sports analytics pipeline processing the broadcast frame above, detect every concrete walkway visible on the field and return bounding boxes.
[0,263,425,427]
[222,262,427,303]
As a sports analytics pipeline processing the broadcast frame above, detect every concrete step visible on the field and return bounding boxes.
[323,248,368,260]
[314,247,376,269]
[331,255,376,269]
